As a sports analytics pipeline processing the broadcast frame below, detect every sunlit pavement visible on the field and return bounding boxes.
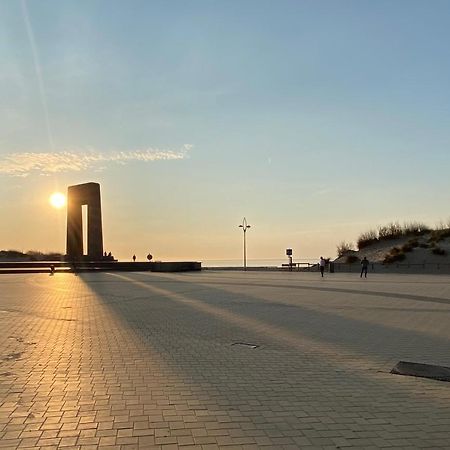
[1,271,450,450]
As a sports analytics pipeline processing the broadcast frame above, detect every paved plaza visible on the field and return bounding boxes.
[1,270,450,450]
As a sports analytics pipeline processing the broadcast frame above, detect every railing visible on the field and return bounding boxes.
[278,261,450,274]
[281,262,317,271]
[333,262,450,273]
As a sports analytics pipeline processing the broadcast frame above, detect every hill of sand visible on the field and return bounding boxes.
[334,232,450,265]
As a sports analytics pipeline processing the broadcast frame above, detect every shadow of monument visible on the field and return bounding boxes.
[75,271,450,446]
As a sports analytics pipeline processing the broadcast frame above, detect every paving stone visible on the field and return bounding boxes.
[1,271,450,449]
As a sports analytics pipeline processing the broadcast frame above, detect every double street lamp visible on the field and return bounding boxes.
[238,217,251,270]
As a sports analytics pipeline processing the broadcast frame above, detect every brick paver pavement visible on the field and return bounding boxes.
[1,270,450,449]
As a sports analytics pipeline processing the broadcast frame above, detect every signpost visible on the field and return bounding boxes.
[286,248,293,271]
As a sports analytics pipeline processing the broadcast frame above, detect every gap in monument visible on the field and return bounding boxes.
[82,204,88,256]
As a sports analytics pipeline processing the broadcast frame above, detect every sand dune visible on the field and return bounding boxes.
[334,232,450,265]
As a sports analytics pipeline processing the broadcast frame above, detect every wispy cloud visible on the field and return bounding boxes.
[0,145,191,177]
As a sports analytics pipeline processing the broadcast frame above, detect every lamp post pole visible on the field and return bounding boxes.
[239,217,251,271]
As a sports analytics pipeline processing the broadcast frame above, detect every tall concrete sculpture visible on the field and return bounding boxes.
[66,182,103,260]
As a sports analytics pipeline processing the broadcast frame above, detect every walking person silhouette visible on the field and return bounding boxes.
[319,256,326,277]
[360,256,369,278]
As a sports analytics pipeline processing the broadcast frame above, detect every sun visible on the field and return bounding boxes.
[49,192,66,209]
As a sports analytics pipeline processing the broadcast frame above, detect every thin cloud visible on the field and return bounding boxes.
[0,146,191,177]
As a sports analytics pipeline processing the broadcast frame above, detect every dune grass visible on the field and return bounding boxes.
[357,221,431,250]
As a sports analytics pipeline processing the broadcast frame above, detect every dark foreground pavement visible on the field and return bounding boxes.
[1,271,450,449]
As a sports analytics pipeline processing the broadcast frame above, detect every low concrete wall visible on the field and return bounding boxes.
[0,261,201,273]
[151,261,201,272]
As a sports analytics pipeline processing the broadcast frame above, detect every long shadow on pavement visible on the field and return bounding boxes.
[75,271,450,447]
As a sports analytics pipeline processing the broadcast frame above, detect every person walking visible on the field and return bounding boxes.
[132,254,136,262]
[360,256,369,278]
[319,256,326,277]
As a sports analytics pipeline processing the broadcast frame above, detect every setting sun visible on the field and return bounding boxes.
[49,192,66,209]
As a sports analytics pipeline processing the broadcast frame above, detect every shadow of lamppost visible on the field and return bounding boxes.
[238,217,251,271]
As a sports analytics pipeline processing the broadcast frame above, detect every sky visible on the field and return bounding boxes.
[1,0,450,262]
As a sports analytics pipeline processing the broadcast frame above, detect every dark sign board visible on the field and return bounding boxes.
[286,248,292,256]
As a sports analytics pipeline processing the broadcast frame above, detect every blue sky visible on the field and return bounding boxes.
[1,0,449,261]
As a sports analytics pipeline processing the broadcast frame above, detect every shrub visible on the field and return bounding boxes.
[378,222,403,240]
[357,230,378,249]
[401,243,414,253]
[435,220,450,231]
[0,249,25,258]
[429,229,450,243]
[383,250,406,264]
[407,238,419,247]
[0,249,63,261]
[432,246,447,256]
[337,241,355,257]
[403,221,430,235]
[377,221,429,241]
[400,239,420,253]
[377,225,389,240]
[437,228,450,239]
[346,255,359,264]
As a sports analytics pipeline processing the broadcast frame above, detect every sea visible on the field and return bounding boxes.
[200,258,317,268]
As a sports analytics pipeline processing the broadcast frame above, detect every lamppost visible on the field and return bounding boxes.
[238,217,251,270]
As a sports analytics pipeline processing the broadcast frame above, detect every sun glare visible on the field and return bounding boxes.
[49,192,66,209]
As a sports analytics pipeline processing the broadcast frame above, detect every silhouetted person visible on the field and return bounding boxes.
[108,251,112,257]
[104,251,107,257]
[361,257,369,278]
[319,256,326,277]
[49,264,55,276]
[132,254,136,262]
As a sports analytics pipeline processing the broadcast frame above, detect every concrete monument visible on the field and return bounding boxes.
[66,182,103,260]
